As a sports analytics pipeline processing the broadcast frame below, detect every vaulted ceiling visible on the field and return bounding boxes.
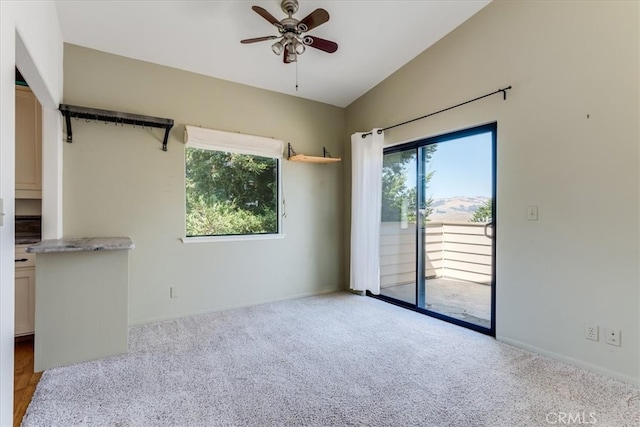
[55,0,491,107]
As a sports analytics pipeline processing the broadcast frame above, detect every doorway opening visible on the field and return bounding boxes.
[13,67,43,426]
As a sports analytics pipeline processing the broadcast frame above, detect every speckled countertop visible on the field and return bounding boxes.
[26,237,134,254]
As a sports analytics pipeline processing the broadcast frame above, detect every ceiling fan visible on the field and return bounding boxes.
[241,0,338,64]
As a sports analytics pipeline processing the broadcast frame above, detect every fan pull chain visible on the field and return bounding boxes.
[295,60,299,91]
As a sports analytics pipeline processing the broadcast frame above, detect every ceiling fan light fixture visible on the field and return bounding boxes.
[285,43,297,62]
[271,41,284,55]
[293,39,305,55]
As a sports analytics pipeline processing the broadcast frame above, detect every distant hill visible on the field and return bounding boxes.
[428,196,490,222]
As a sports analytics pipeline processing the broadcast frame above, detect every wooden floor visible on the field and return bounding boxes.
[14,336,42,427]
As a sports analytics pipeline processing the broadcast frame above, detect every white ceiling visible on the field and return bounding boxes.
[55,0,491,108]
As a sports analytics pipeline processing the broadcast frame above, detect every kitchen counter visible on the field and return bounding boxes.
[29,236,133,371]
[26,237,134,253]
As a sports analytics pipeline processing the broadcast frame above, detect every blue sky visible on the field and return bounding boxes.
[406,132,493,199]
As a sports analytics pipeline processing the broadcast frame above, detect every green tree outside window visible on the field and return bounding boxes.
[186,148,278,236]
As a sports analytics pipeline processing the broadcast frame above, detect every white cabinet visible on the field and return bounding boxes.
[15,86,42,199]
[15,246,35,336]
[15,269,35,336]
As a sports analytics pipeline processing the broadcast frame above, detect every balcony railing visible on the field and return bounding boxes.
[380,221,492,289]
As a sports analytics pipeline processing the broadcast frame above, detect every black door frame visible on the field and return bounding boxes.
[369,122,497,336]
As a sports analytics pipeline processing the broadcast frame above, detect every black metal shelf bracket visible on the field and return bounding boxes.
[59,104,174,151]
[287,143,297,159]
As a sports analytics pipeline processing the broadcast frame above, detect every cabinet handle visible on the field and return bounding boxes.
[15,258,29,263]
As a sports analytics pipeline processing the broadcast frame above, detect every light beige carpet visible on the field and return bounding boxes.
[23,292,640,426]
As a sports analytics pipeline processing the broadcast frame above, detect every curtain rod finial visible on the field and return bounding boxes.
[501,85,512,100]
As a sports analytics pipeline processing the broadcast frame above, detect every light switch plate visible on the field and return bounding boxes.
[527,205,538,221]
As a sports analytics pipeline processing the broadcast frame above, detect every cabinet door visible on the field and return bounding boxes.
[15,86,42,198]
[15,268,35,336]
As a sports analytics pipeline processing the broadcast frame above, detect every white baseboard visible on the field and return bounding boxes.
[497,335,639,387]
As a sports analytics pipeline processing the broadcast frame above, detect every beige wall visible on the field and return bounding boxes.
[62,44,345,325]
[346,1,639,384]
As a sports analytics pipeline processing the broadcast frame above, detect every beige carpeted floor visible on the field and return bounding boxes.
[23,292,640,426]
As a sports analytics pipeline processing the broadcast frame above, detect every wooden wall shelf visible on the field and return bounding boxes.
[289,154,341,164]
[287,144,341,164]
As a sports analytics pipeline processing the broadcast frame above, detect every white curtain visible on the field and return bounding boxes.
[350,129,384,294]
[184,125,284,159]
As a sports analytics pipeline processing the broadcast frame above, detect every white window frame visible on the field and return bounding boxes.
[182,126,285,243]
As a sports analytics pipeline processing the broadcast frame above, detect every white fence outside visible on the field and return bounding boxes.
[380,221,492,288]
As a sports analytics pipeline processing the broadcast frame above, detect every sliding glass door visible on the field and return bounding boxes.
[379,151,417,305]
[378,123,496,334]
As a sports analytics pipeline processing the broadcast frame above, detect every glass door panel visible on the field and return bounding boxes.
[421,132,493,329]
[379,150,417,305]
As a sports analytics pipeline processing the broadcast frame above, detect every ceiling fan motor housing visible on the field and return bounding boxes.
[280,17,301,34]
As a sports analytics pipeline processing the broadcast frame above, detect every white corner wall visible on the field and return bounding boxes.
[345,1,640,384]
[0,2,63,425]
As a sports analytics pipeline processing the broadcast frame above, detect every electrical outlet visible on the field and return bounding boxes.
[606,328,621,347]
[585,324,599,341]
[170,286,180,299]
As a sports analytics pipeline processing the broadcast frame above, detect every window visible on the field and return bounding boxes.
[184,126,284,239]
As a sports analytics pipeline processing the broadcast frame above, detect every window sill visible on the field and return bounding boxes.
[181,234,286,244]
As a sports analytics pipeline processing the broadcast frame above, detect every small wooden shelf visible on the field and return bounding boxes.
[287,144,341,164]
[288,154,341,164]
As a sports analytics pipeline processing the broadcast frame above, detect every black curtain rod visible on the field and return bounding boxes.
[361,85,512,138]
